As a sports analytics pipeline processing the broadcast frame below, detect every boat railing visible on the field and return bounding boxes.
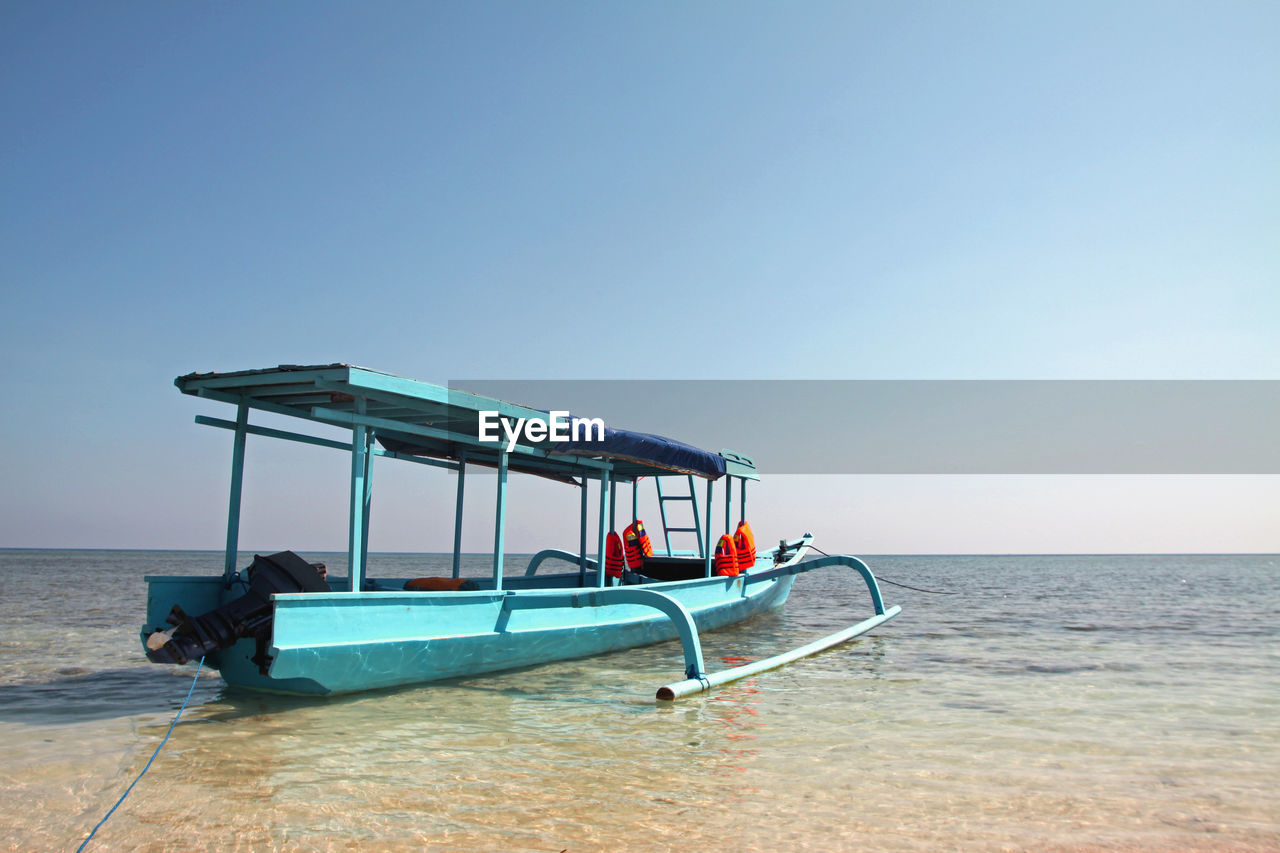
[502,587,706,682]
[524,549,599,577]
[525,536,812,580]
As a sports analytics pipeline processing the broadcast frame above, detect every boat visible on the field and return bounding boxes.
[141,363,900,699]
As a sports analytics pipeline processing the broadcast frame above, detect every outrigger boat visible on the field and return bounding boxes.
[142,364,900,699]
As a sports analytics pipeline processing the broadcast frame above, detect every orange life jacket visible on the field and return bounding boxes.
[623,520,653,569]
[733,520,756,572]
[715,534,740,577]
[605,531,626,578]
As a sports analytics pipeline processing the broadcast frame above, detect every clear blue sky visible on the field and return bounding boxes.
[2,2,1276,553]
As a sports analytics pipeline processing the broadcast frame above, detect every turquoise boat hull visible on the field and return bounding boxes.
[144,570,797,696]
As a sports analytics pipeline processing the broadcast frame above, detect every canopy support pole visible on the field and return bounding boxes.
[596,469,611,587]
[452,453,466,578]
[609,478,617,533]
[740,479,746,525]
[704,479,714,577]
[493,451,508,591]
[632,479,638,525]
[724,477,732,536]
[579,478,588,584]
[222,402,248,584]
[347,401,369,593]
[360,429,374,581]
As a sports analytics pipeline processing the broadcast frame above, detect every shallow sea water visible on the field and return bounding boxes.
[0,550,1276,851]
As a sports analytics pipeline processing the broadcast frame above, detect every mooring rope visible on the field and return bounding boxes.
[77,657,205,852]
[807,546,960,595]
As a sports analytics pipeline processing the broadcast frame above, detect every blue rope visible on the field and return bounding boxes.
[77,658,205,852]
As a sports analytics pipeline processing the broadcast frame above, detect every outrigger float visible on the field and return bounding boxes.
[143,364,900,699]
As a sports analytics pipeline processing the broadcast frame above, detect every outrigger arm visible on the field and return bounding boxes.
[512,549,900,700]
[655,553,900,700]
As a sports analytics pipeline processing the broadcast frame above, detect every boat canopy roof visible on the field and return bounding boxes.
[176,364,756,482]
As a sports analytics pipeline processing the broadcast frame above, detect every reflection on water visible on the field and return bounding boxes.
[0,550,1276,851]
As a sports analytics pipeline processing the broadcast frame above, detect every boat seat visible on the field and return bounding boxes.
[636,556,708,582]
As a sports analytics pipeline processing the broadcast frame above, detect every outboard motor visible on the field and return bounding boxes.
[146,551,329,670]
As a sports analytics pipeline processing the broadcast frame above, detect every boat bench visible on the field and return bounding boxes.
[636,556,709,582]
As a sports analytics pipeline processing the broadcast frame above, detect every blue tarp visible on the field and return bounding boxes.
[552,425,725,479]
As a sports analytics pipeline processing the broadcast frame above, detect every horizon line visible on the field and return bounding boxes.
[0,546,1275,558]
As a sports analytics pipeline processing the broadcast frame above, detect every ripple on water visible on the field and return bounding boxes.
[0,550,1276,851]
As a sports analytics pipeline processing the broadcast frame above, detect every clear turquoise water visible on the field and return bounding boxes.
[0,550,1276,851]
